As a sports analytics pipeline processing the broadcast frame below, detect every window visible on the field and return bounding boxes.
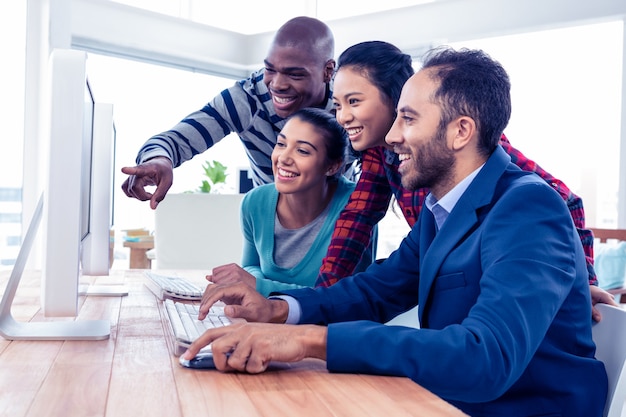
[0,2,26,269]
[449,21,624,228]
[85,53,248,233]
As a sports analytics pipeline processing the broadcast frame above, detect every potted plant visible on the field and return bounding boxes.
[195,160,228,194]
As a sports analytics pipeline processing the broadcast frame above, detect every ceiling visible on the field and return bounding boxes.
[69,0,626,79]
[108,0,441,34]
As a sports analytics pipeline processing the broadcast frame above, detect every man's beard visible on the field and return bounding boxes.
[401,126,455,192]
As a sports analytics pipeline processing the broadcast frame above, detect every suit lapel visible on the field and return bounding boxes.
[417,146,512,318]
[418,201,479,311]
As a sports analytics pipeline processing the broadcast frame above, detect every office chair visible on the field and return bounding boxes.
[152,193,244,270]
[591,228,626,302]
[592,303,626,417]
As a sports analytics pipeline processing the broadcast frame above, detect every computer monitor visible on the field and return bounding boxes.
[238,168,254,194]
[0,49,123,340]
[78,101,126,297]
[81,102,116,276]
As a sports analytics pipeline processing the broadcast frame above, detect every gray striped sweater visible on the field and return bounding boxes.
[135,68,335,187]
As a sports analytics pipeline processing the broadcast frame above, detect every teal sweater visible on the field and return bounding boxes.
[240,176,370,296]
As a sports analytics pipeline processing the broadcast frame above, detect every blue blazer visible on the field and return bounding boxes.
[281,146,607,417]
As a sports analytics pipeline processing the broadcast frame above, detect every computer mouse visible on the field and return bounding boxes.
[179,352,216,369]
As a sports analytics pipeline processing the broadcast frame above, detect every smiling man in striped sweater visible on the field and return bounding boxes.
[121,16,336,209]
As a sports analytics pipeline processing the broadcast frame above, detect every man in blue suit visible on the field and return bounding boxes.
[185,47,608,416]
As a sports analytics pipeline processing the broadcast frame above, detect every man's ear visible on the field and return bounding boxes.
[450,116,476,151]
[324,59,336,83]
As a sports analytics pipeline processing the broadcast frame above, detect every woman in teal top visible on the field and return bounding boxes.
[209,107,372,296]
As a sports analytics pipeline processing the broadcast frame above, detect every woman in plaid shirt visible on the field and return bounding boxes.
[319,41,614,319]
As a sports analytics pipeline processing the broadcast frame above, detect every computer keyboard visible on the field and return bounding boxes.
[144,271,204,301]
[163,298,233,357]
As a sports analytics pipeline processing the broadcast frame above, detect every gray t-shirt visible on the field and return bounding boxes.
[273,204,331,269]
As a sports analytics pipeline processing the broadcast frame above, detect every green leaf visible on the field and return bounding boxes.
[198,179,212,193]
[196,160,228,193]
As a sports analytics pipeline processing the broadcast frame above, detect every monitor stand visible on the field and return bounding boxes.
[79,284,129,297]
[0,194,110,341]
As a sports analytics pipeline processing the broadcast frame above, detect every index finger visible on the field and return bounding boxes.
[120,165,141,176]
[121,165,157,180]
[120,166,155,201]
[182,325,238,366]
[198,284,229,320]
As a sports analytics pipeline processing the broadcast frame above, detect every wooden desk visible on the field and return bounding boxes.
[123,240,154,269]
[0,270,467,417]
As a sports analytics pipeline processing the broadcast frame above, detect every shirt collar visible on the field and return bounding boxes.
[425,163,485,230]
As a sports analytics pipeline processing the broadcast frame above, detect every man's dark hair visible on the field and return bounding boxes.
[421,47,511,155]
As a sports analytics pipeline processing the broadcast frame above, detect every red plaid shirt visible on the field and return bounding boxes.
[316,135,596,287]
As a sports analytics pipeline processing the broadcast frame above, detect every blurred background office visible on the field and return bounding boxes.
[0,0,624,269]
